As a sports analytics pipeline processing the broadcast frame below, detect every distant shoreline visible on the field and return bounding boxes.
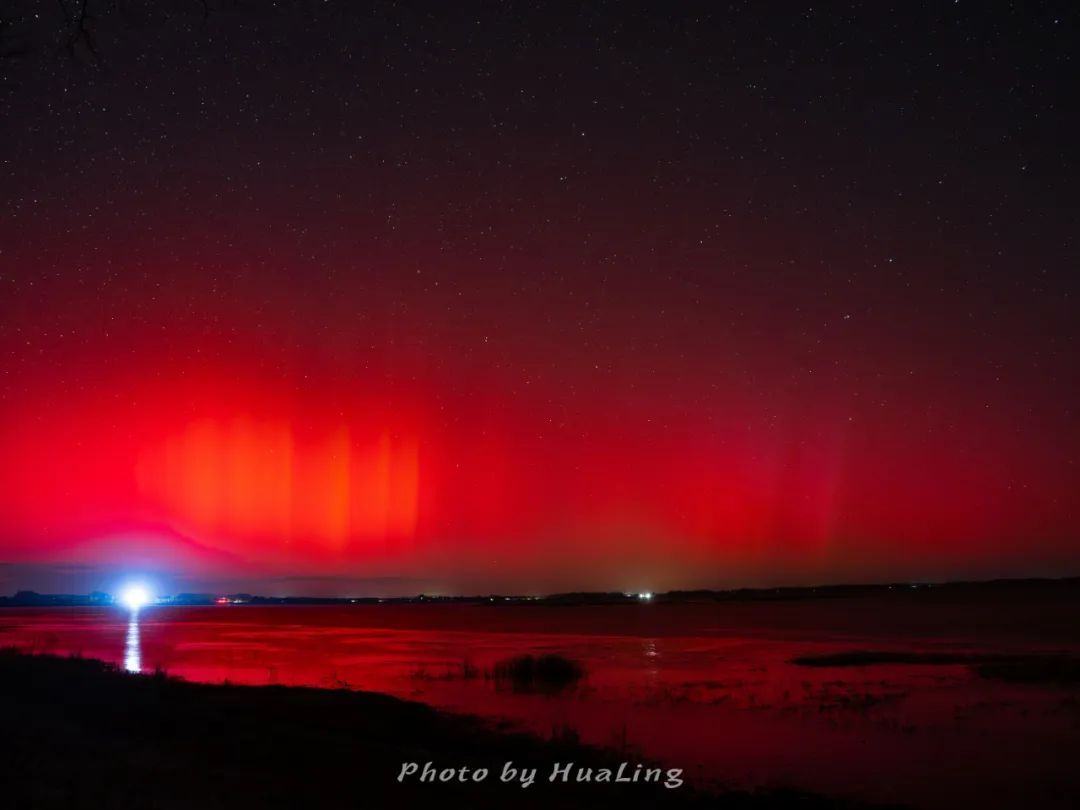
[2,575,1078,608]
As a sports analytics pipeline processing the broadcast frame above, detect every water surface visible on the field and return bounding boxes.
[5,594,1080,809]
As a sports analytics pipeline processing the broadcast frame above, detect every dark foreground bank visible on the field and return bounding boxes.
[0,649,885,810]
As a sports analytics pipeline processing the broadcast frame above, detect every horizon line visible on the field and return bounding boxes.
[4,573,1079,604]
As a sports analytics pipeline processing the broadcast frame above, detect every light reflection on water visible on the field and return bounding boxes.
[124,611,140,673]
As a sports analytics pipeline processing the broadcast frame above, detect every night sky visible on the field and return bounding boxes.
[1,1,1077,596]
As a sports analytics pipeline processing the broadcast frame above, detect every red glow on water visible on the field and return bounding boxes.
[5,598,1080,809]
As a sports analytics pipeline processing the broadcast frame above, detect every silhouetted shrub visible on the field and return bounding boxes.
[490,654,584,693]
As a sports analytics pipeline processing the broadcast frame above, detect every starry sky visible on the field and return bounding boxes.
[0,1,1077,596]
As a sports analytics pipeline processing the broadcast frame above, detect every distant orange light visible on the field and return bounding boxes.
[136,419,420,552]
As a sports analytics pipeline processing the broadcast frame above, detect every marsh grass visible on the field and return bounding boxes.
[410,657,481,682]
[791,650,1080,685]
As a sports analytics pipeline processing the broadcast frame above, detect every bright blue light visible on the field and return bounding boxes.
[119,583,152,611]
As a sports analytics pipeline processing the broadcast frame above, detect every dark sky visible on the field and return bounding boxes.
[0,1,1077,596]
